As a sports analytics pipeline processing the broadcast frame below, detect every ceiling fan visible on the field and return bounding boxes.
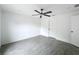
[74,4,79,7]
[32,9,53,18]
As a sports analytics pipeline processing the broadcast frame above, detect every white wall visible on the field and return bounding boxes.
[50,15,71,43]
[0,8,1,46]
[41,10,79,46]
[41,14,71,43]
[40,17,49,36]
[70,15,79,47]
[1,11,40,45]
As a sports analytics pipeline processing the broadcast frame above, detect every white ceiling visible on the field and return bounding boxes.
[0,4,79,16]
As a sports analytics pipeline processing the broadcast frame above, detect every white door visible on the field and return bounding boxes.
[71,15,79,47]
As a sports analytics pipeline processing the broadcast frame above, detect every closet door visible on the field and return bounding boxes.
[71,15,79,47]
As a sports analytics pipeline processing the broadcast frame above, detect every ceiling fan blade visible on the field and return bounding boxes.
[74,4,79,7]
[43,14,51,17]
[32,14,40,16]
[44,11,52,14]
[34,10,41,14]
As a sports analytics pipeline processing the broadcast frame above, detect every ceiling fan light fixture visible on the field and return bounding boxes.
[32,8,53,18]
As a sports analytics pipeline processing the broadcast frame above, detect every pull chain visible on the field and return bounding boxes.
[48,18,50,37]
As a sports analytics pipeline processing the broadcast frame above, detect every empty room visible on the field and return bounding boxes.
[0,4,79,55]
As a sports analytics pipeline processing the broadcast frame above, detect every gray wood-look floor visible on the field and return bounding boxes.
[0,35,79,55]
